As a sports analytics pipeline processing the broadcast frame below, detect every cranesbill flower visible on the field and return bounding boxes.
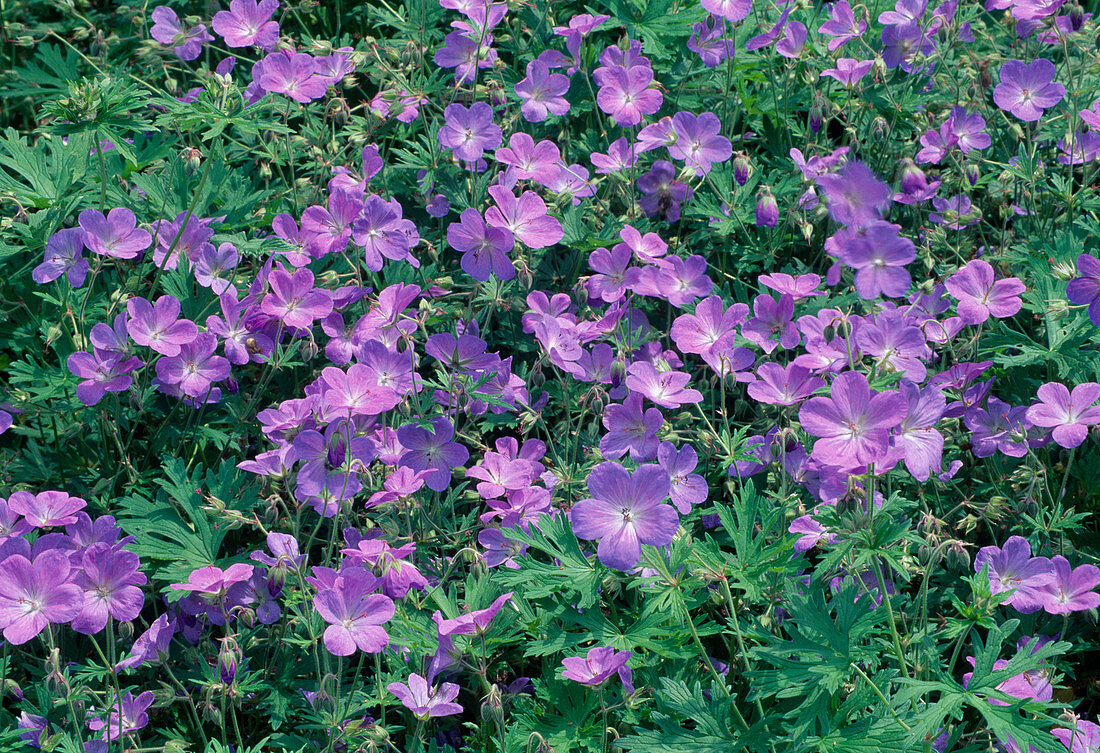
[485,185,563,249]
[388,674,463,719]
[256,51,329,104]
[0,550,83,644]
[944,260,1026,324]
[193,242,239,295]
[701,0,751,22]
[154,332,231,398]
[79,208,152,260]
[126,295,198,356]
[314,569,394,655]
[820,58,874,88]
[33,228,88,287]
[637,161,692,222]
[974,536,1055,613]
[87,691,155,742]
[657,441,708,513]
[799,371,906,465]
[514,59,570,122]
[591,137,637,174]
[742,294,800,353]
[667,111,732,175]
[625,361,703,409]
[262,267,334,329]
[212,0,279,48]
[818,0,867,50]
[600,393,663,461]
[688,15,735,67]
[396,417,470,492]
[439,27,498,78]
[930,195,981,229]
[671,295,748,355]
[8,490,86,527]
[1025,381,1100,448]
[1041,555,1100,614]
[586,246,639,303]
[776,21,807,57]
[1053,720,1100,753]
[596,67,663,127]
[67,349,143,406]
[70,543,146,635]
[572,462,678,570]
[115,614,175,671]
[1067,253,1100,326]
[993,59,1065,122]
[352,195,415,272]
[747,7,791,50]
[816,162,893,228]
[645,254,713,308]
[448,208,515,281]
[759,272,824,300]
[495,133,561,181]
[170,563,255,625]
[888,380,946,481]
[965,397,1033,458]
[835,222,915,299]
[438,102,502,163]
[747,362,825,406]
[150,6,212,61]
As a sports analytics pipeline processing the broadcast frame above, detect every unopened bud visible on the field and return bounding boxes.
[965,163,979,187]
[481,684,504,725]
[218,636,240,685]
[182,147,203,173]
[1051,258,1077,281]
[755,187,779,228]
[733,152,751,186]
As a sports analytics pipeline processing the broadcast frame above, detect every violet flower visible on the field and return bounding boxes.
[1041,555,1100,614]
[561,646,634,693]
[514,59,570,122]
[1066,253,1100,326]
[67,349,143,406]
[571,461,678,570]
[396,417,470,492]
[388,674,463,719]
[0,550,83,644]
[261,267,334,329]
[313,568,395,655]
[1025,381,1100,448]
[33,228,88,287]
[600,392,663,462]
[447,208,515,282]
[993,59,1065,122]
[126,295,198,356]
[79,208,152,260]
[438,102,502,163]
[798,371,906,466]
[974,536,1054,614]
[212,0,279,48]
[944,260,1026,324]
[150,6,212,61]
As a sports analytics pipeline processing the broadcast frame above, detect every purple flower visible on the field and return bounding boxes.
[742,294,800,353]
[1025,382,1100,448]
[561,646,634,693]
[314,568,394,655]
[816,162,893,228]
[67,349,143,406]
[1053,720,1100,753]
[434,30,497,84]
[494,133,561,181]
[485,185,563,249]
[625,361,702,409]
[965,397,1033,458]
[586,246,639,303]
[596,67,663,127]
[126,295,197,356]
[155,332,231,398]
[1067,253,1100,325]
[798,371,907,466]
[70,543,146,635]
[8,490,86,527]
[572,461,678,570]
[115,614,175,671]
[821,58,874,88]
[448,208,515,282]
[0,550,83,644]
[747,362,825,406]
[670,295,747,355]
[600,393,663,462]
[637,161,692,222]
[929,195,980,229]
[701,0,752,22]
[79,208,151,260]
[212,0,279,48]
[351,195,417,272]
[170,563,255,625]
[688,15,735,67]
[438,102,502,163]
[388,673,463,719]
[993,59,1065,122]
[514,59,570,122]
[888,381,946,481]
[667,111,732,175]
[974,536,1055,613]
[261,267,334,329]
[759,272,823,300]
[944,260,1026,324]
[591,137,637,174]
[150,6,212,61]
[776,22,807,58]
[33,228,88,287]
[193,241,239,295]
[397,417,470,492]
[1041,555,1100,614]
[657,442,708,513]
[87,691,155,742]
[818,0,867,50]
[256,51,328,103]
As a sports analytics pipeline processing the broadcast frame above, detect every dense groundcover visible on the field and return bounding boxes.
[0,0,1099,750]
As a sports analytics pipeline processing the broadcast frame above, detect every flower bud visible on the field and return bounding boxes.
[871,116,889,140]
[898,159,927,195]
[965,163,979,187]
[733,152,751,186]
[182,147,203,174]
[1069,3,1084,30]
[480,684,504,724]
[218,636,240,685]
[755,187,779,228]
[1051,258,1077,281]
